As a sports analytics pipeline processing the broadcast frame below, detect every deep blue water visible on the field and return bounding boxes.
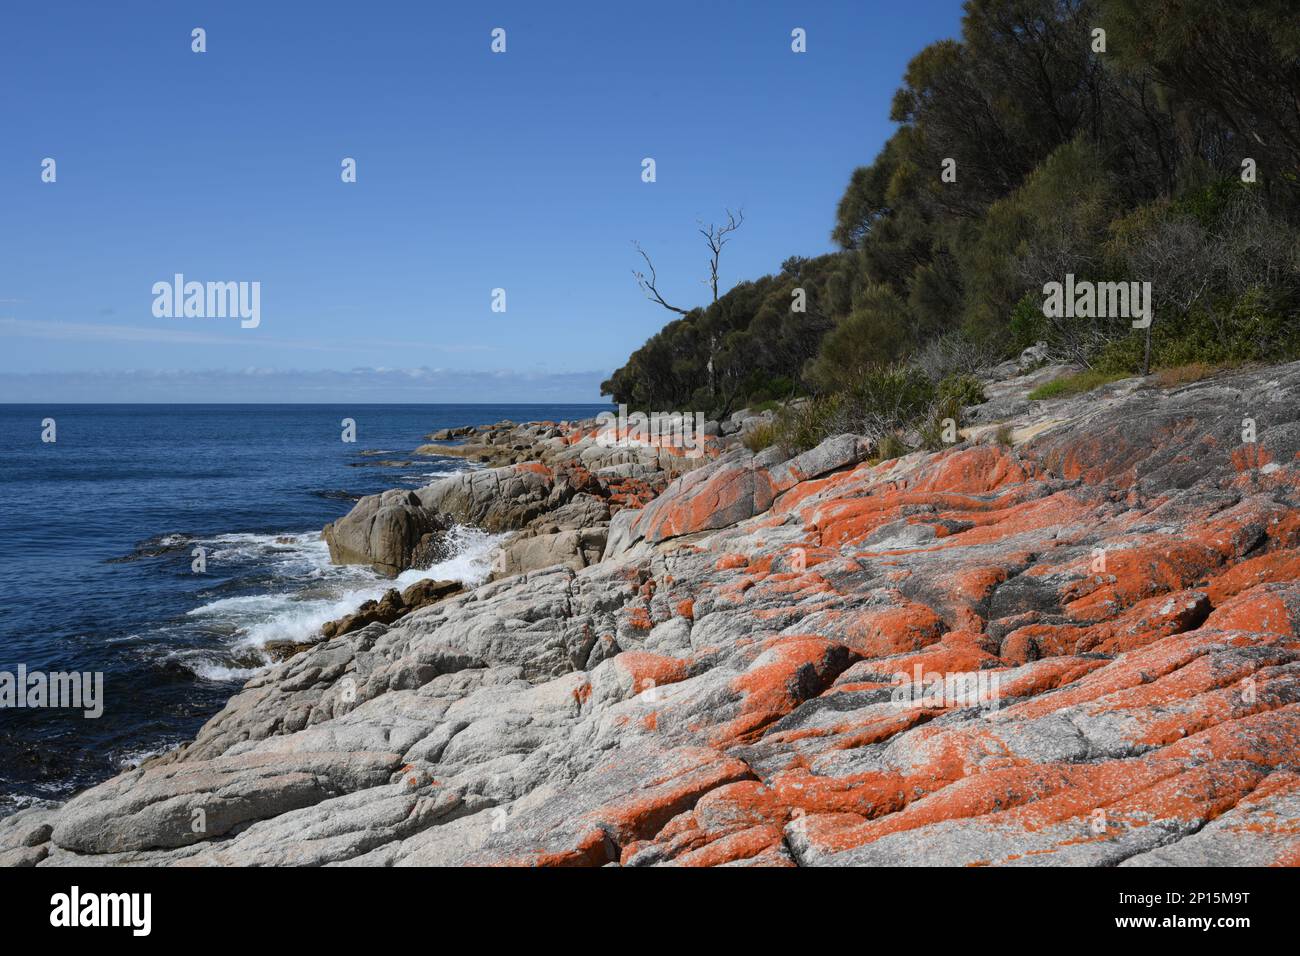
[0,403,607,815]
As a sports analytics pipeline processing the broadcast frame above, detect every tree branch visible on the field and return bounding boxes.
[631,242,690,315]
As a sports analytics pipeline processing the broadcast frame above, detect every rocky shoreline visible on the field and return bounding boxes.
[4,361,1300,867]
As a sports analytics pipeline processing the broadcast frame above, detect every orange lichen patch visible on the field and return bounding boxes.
[613,651,693,691]
[672,824,787,867]
[1106,762,1269,830]
[999,630,1038,666]
[702,770,909,827]
[909,445,1036,495]
[1161,704,1300,767]
[1063,541,1222,621]
[1264,510,1300,548]
[925,496,1095,551]
[1036,428,1156,487]
[762,706,933,752]
[993,656,1108,700]
[1202,587,1296,636]
[710,636,855,746]
[996,761,1188,833]
[1204,772,1300,854]
[675,599,695,620]
[799,480,1050,547]
[812,500,909,548]
[759,565,840,593]
[514,461,553,478]
[1002,623,1085,661]
[771,460,885,516]
[832,762,1174,852]
[516,826,614,867]
[998,630,1239,720]
[950,566,1010,604]
[716,576,758,604]
[749,601,831,626]
[834,630,1001,685]
[593,752,755,846]
[777,544,838,572]
[836,601,946,657]
[636,461,770,542]
[1072,589,1212,655]
[623,605,654,631]
[1124,667,1298,749]
[1198,500,1293,557]
[842,632,1002,685]
[627,769,917,865]
[745,555,774,575]
[1232,444,1274,472]
[1207,552,1300,604]
[714,553,749,571]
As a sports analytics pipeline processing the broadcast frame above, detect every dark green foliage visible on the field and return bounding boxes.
[937,374,986,408]
[606,0,1300,420]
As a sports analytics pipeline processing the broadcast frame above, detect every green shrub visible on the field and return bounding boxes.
[771,395,843,455]
[841,363,936,434]
[937,373,985,408]
[804,285,913,392]
[1008,293,1047,353]
[1092,288,1300,374]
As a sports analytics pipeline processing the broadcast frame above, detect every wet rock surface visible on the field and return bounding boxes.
[7,362,1300,866]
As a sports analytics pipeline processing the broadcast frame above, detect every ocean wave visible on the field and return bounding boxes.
[174,523,505,675]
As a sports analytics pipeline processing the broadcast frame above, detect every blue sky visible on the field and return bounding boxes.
[0,0,964,402]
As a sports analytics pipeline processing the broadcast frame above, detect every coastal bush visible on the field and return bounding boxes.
[606,0,1300,434]
[1091,289,1300,375]
[914,331,999,382]
[937,373,985,408]
[803,285,913,393]
[771,395,844,455]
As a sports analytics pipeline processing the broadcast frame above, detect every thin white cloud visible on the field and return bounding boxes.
[0,365,610,403]
[0,318,493,354]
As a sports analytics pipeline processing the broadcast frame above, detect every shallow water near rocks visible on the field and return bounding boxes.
[0,403,605,815]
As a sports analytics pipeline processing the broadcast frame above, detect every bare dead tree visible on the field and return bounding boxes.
[631,208,746,314]
[631,242,690,316]
[631,209,745,400]
[699,208,745,303]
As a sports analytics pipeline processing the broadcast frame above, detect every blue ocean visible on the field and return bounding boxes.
[0,403,607,816]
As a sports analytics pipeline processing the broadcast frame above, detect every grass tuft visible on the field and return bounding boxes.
[1028,369,1128,401]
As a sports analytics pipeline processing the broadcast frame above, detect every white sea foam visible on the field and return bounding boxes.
[186,659,264,682]
[397,525,504,589]
[176,523,505,677]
